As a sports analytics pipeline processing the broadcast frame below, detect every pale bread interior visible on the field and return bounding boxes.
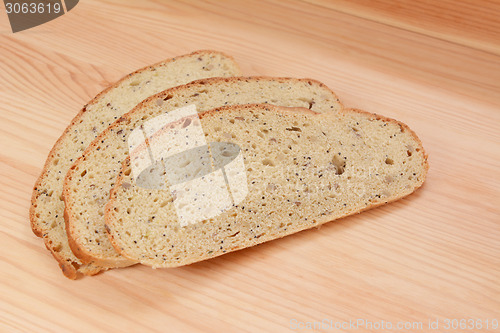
[105,104,427,267]
[63,78,342,270]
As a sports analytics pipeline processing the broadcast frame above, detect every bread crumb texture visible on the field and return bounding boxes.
[105,104,427,268]
[31,51,241,278]
[64,77,342,269]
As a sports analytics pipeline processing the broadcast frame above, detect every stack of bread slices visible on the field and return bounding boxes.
[30,50,428,279]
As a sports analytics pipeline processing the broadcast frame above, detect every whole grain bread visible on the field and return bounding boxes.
[30,50,241,278]
[63,77,343,271]
[105,104,428,267]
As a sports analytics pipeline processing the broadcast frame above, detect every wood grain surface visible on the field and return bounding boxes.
[1,1,499,332]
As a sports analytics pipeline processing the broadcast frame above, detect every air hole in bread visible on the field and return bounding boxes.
[332,155,346,175]
[262,159,275,167]
[179,159,192,167]
[182,118,192,128]
[266,183,277,191]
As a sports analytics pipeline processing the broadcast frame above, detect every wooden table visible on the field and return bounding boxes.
[1,1,499,332]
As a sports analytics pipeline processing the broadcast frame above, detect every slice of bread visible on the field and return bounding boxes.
[105,104,428,267]
[63,77,343,271]
[30,50,241,279]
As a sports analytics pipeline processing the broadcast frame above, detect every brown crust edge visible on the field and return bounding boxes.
[63,200,137,268]
[63,76,343,267]
[30,50,240,278]
[346,107,429,182]
[104,103,428,267]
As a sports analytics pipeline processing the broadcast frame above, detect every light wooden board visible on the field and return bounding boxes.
[1,1,499,332]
